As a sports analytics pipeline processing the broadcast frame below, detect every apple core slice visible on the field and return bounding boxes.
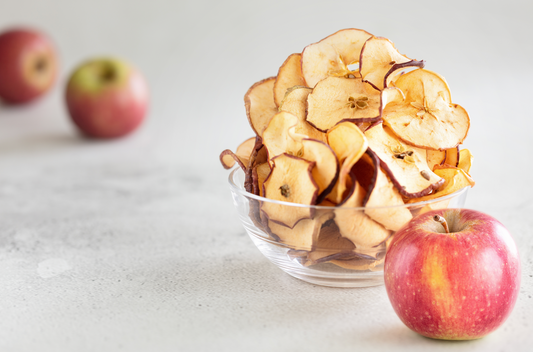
[365,123,444,198]
[307,76,382,132]
[382,69,470,150]
[261,153,318,228]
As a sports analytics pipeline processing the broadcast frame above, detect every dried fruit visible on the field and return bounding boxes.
[261,153,318,228]
[245,77,278,137]
[274,53,305,107]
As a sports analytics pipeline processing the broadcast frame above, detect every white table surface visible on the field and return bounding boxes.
[1,0,532,351]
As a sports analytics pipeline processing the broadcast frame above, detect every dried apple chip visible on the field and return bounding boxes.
[262,111,305,159]
[352,150,413,231]
[274,53,305,107]
[305,220,356,265]
[244,76,278,137]
[382,68,470,150]
[443,146,460,167]
[279,86,326,142]
[457,148,473,175]
[268,209,334,251]
[261,153,318,228]
[251,162,271,197]
[359,37,425,91]
[407,166,475,205]
[301,28,373,88]
[326,121,368,203]
[426,149,446,170]
[365,123,444,198]
[307,76,383,132]
[334,177,391,251]
[301,139,339,203]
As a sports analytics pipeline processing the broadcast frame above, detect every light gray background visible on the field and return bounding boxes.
[0,0,532,351]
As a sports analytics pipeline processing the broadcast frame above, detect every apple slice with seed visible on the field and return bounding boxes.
[274,53,305,107]
[307,76,383,132]
[382,69,470,150]
[279,86,326,142]
[245,76,278,137]
[334,175,391,251]
[262,111,305,159]
[406,166,475,207]
[268,209,334,251]
[353,150,413,231]
[326,121,368,203]
[301,139,339,203]
[365,123,444,198]
[261,153,318,228]
[458,148,473,175]
[301,28,373,88]
[359,37,425,91]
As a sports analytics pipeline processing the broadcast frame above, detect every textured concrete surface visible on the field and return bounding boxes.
[1,1,532,351]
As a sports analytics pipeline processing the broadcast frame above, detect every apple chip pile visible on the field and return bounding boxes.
[220,29,474,270]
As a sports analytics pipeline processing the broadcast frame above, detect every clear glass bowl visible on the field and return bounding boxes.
[228,168,468,288]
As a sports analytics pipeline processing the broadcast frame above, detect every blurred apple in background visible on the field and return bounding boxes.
[65,58,148,139]
[0,27,58,104]
[384,208,520,340]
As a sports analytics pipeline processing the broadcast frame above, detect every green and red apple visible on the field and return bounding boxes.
[0,27,58,104]
[384,209,520,340]
[65,58,148,139]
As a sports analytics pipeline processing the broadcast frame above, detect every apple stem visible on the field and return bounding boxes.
[433,215,450,233]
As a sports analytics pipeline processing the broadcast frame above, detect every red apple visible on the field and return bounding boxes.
[65,58,148,139]
[384,208,520,340]
[0,27,58,104]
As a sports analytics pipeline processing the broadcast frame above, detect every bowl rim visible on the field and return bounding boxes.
[228,167,469,210]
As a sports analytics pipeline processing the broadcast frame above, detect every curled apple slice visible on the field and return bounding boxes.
[268,209,334,251]
[301,28,373,88]
[382,69,470,150]
[365,123,444,198]
[360,149,413,231]
[251,162,271,197]
[279,86,326,142]
[307,76,382,132]
[326,121,368,203]
[219,136,258,170]
[262,111,305,159]
[458,148,473,175]
[359,37,425,91]
[443,146,460,167]
[261,153,318,228]
[301,139,339,204]
[427,149,446,170]
[274,53,305,107]
[245,76,278,137]
[334,176,391,251]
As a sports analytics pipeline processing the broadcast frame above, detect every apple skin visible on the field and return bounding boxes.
[384,208,520,340]
[65,58,148,139]
[0,28,58,104]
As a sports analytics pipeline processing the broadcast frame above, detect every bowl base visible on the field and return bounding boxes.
[248,234,384,288]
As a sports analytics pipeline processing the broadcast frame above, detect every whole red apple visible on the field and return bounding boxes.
[65,58,148,139]
[384,208,520,340]
[0,27,58,104]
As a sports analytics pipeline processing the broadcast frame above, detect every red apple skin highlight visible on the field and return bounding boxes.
[65,60,148,139]
[384,209,520,340]
[0,28,58,103]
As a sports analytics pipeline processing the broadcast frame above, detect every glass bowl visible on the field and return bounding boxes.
[228,168,468,288]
